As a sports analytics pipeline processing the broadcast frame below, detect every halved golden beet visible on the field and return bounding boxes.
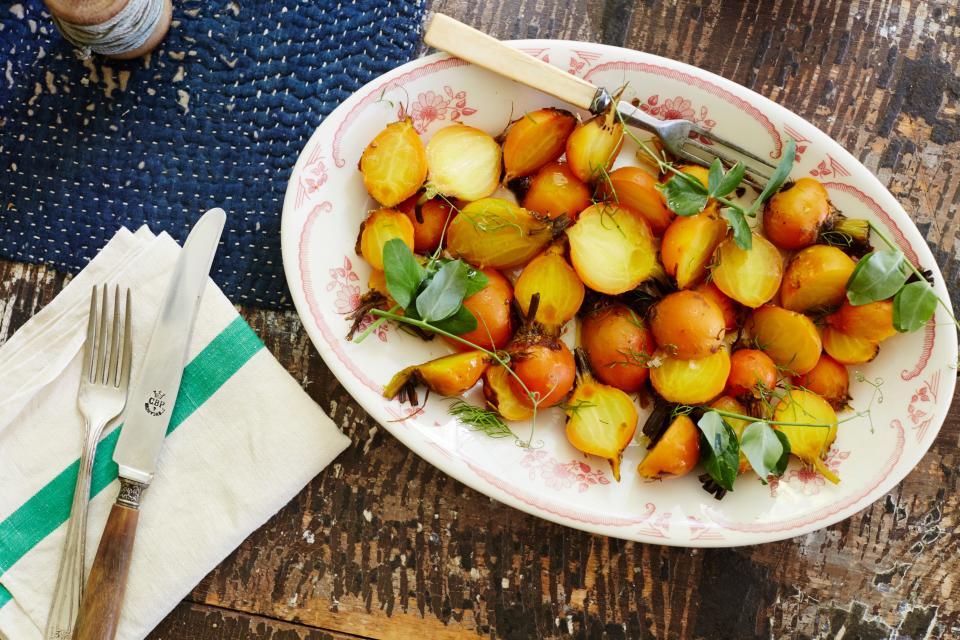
[514,242,584,330]
[566,204,658,294]
[360,119,428,207]
[763,178,831,251]
[773,388,839,484]
[502,108,577,181]
[780,245,856,313]
[522,161,592,220]
[821,326,879,364]
[746,305,822,375]
[661,210,728,289]
[359,208,415,271]
[482,364,534,421]
[565,373,638,481]
[694,281,740,332]
[383,350,491,400]
[446,198,553,269]
[598,166,674,235]
[649,348,731,404]
[565,108,624,183]
[637,414,700,479]
[426,123,501,200]
[726,349,778,399]
[793,353,850,409]
[711,233,784,308]
[648,290,725,359]
[827,300,896,342]
[580,303,654,393]
[709,396,752,473]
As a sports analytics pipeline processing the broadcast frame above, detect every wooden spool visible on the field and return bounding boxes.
[43,0,173,59]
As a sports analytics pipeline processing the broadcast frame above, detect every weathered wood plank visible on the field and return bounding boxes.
[148,602,367,640]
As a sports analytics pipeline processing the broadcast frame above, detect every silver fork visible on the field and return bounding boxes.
[45,285,132,640]
[423,13,780,187]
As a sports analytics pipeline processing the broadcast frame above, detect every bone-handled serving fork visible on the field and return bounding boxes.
[45,285,132,640]
[423,13,779,187]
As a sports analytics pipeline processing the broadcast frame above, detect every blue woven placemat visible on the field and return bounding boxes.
[0,0,426,308]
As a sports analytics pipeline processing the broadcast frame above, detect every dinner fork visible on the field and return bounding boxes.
[45,285,132,640]
[423,13,779,187]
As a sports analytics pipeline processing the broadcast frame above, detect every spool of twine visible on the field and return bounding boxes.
[43,0,173,60]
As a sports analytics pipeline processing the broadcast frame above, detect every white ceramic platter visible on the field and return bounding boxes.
[280,41,957,546]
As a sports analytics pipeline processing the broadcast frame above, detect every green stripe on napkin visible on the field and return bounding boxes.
[0,316,263,609]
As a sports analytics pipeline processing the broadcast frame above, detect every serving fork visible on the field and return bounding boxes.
[423,13,779,187]
[45,285,132,640]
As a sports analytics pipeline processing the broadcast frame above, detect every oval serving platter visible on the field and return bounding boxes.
[280,41,957,546]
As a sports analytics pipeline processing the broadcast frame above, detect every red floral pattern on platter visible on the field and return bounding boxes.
[687,515,724,541]
[400,86,478,133]
[907,371,941,441]
[810,154,851,178]
[294,142,329,209]
[520,449,611,493]
[567,50,601,76]
[326,256,388,342]
[767,449,850,497]
[518,47,550,63]
[783,124,811,161]
[639,95,717,144]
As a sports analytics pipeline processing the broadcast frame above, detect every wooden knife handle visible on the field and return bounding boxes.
[423,13,606,112]
[73,479,145,640]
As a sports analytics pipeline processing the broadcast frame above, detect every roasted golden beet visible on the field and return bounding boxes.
[383,350,491,401]
[780,245,856,313]
[694,281,740,332]
[763,178,831,250]
[359,208,415,271]
[598,166,674,235]
[637,415,700,479]
[661,211,728,289]
[522,161,592,221]
[514,242,585,330]
[509,341,576,408]
[567,204,658,294]
[726,349,778,399]
[446,268,513,352]
[403,198,455,254]
[503,108,577,181]
[426,123,501,201]
[711,233,784,308]
[581,303,654,393]
[565,363,638,481]
[773,389,839,484]
[360,119,428,207]
[649,348,731,404]
[747,305,822,375]
[821,326,879,364]
[827,300,897,343]
[446,198,554,269]
[482,364,534,421]
[793,353,850,410]
[566,106,624,183]
[648,290,725,359]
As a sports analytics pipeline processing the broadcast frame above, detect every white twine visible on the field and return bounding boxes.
[52,0,164,59]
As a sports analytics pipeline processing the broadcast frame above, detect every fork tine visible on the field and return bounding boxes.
[675,144,769,190]
[82,287,98,383]
[108,285,121,386]
[688,124,780,171]
[119,288,132,390]
[96,285,109,384]
[682,138,774,182]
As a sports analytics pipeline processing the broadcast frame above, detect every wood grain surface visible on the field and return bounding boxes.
[2,0,959,638]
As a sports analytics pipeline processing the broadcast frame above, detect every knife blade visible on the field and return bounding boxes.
[114,207,226,485]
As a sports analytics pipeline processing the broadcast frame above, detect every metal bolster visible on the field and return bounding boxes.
[116,477,146,509]
[589,87,612,115]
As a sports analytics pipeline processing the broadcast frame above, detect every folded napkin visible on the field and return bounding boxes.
[0,226,350,639]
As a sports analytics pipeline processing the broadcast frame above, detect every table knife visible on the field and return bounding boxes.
[73,208,226,640]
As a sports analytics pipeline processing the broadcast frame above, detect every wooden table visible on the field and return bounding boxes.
[3,0,959,637]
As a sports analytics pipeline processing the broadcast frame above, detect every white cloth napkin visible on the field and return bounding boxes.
[0,226,350,639]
